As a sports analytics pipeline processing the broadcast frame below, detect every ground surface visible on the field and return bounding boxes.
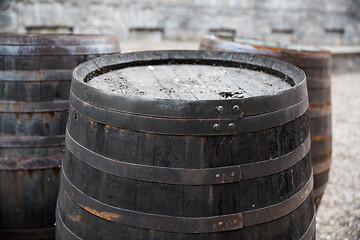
[316,72,360,240]
[121,41,360,239]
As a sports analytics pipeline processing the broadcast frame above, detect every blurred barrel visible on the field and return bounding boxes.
[0,34,120,240]
[208,28,236,40]
[57,50,315,239]
[200,35,332,209]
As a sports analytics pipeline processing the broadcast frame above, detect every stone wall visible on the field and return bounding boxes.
[1,0,359,45]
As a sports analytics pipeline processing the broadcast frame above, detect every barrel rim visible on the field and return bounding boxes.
[0,34,120,46]
[0,69,73,81]
[0,34,120,56]
[71,50,307,119]
[201,34,332,55]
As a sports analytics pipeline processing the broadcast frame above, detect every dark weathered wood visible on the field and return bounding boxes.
[200,35,331,209]
[57,50,314,239]
[1,55,93,70]
[0,228,56,240]
[0,34,120,240]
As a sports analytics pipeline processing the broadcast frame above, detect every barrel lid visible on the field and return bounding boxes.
[70,50,308,135]
[87,62,292,100]
[0,34,120,55]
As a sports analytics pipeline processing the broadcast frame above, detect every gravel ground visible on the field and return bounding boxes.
[316,72,360,240]
[122,41,360,239]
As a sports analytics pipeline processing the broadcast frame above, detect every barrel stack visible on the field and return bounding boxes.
[56,50,315,239]
[0,34,120,240]
[200,35,332,209]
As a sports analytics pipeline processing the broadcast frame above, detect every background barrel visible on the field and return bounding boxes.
[208,28,236,40]
[0,34,120,240]
[200,35,332,209]
[57,50,315,239]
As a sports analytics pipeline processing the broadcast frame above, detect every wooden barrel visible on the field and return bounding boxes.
[57,50,315,239]
[200,35,332,209]
[0,34,120,240]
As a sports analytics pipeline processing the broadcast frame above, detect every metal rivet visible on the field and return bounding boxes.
[234,219,238,224]
[218,222,223,226]
[231,172,236,177]
[233,105,240,113]
[216,106,224,113]
[213,124,220,131]
[228,123,235,130]
[216,174,221,179]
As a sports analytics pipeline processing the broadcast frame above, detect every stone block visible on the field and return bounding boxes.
[0,12,11,27]
[0,0,359,45]
[0,0,11,10]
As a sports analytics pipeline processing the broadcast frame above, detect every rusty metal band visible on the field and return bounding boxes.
[71,50,307,119]
[209,35,330,54]
[0,100,69,113]
[313,157,332,175]
[0,227,55,239]
[314,184,327,198]
[66,129,310,185]
[56,208,82,240]
[60,169,313,233]
[0,44,119,55]
[299,213,316,240]
[0,70,72,81]
[0,155,62,170]
[69,91,308,135]
[309,106,331,118]
[0,135,64,148]
[200,36,331,67]
[311,135,331,143]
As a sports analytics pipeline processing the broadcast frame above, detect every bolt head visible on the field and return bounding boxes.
[216,174,221,179]
[218,221,223,226]
[233,105,240,113]
[234,219,238,224]
[213,124,220,131]
[216,106,224,113]
[231,172,236,177]
[228,123,235,130]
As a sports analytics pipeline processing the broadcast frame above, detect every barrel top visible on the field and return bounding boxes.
[71,50,307,119]
[70,50,308,135]
[87,64,292,100]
